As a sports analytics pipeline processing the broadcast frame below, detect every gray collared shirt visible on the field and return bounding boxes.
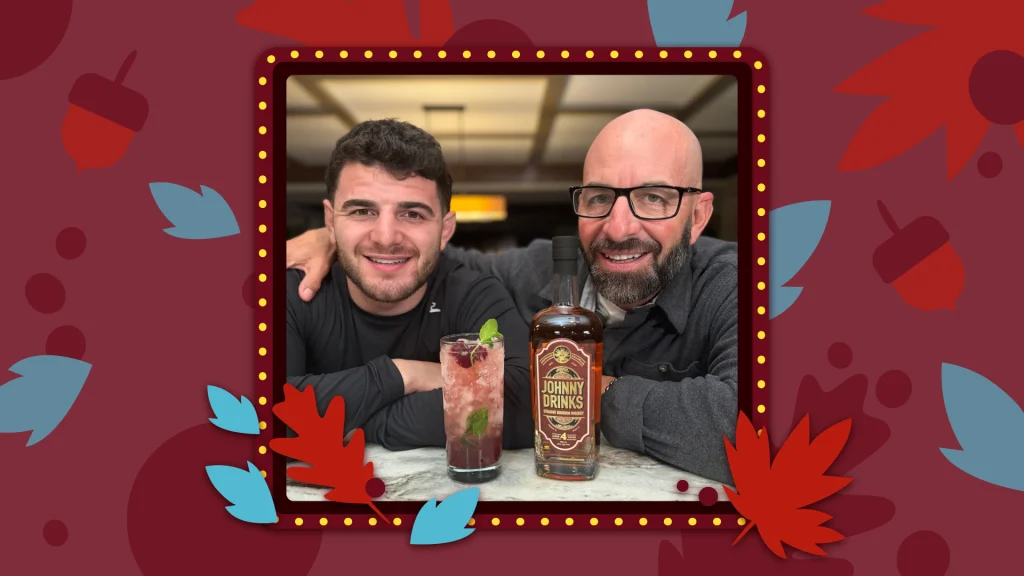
[444,236,738,484]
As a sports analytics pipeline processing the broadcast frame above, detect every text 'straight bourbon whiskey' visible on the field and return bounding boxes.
[530,236,604,480]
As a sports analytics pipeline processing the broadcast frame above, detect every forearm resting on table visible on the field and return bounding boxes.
[284,358,403,436]
[392,359,443,395]
[335,361,444,451]
[362,365,533,451]
[600,374,738,485]
[283,358,440,434]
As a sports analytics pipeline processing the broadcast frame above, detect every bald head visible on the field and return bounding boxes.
[576,109,715,309]
[584,109,703,189]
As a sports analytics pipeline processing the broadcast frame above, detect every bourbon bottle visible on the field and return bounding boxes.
[530,236,603,480]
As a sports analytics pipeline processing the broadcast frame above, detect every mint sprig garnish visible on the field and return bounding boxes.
[469,318,503,366]
[462,407,489,445]
[479,318,503,345]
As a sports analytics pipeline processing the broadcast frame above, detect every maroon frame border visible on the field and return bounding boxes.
[252,46,769,530]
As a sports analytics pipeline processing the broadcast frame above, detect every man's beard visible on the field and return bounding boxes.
[337,241,438,304]
[584,219,692,308]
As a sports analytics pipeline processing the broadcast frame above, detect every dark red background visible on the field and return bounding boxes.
[2,0,1020,574]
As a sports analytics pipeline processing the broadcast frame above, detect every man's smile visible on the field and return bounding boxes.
[364,254,412,271]
[599,250,652,270]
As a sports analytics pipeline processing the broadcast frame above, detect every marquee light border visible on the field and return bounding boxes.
[253,46,768,531]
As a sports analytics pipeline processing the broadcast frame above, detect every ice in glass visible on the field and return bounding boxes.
[440,332,504,483]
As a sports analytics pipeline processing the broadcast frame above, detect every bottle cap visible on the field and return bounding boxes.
[552,236,580,261]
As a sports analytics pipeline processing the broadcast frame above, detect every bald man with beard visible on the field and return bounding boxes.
[286,110,739,484]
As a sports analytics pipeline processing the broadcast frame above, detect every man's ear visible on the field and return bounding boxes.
[689,192,715,243]
[439,210,457,250]
[323,199,335,235]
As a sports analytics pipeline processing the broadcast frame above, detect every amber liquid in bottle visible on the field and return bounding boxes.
[530,237,604,480]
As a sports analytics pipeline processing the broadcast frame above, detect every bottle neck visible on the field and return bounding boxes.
[551,270,579,307]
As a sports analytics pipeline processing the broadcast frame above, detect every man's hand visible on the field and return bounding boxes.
[600,375,615,395]
[286,228,335,302]
[392,359,443,395]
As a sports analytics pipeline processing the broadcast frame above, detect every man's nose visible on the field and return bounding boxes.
[369,212,403,246]
[602,196,641,241]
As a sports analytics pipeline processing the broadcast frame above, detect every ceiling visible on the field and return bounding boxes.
[285,74,738,198]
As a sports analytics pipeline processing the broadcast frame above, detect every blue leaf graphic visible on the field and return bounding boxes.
[206,461,278,523]
[410,487,479,545]
[939,363,1024,492]
[207,385,260,435]
[768,200,831,319]
[647,0,747,47]
[149,182,240,239]
[0,355,92,446]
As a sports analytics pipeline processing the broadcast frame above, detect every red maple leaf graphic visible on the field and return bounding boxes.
[268,384,387,522]
[724,412,852,559]
[835,0,1024,179]
[237,0,454,46]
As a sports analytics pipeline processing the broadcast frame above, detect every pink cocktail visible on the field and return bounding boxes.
[440,333,504,483]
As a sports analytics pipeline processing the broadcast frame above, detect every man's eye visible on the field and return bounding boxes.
[403,211,424,219]
[349,209,373,216]
[645,194,665,203]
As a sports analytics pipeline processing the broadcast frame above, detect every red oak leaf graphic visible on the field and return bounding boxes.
[269,383,388,522]
[724,412,852,559]
[237,0,454,46]
[835,0,1024,179]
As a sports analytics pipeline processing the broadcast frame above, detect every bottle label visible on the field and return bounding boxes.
[534,338,592,452]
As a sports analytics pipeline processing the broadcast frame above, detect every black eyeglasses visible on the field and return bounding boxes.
[569,185,702,220]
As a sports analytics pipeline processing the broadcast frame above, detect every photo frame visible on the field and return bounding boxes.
[253,46,769,531]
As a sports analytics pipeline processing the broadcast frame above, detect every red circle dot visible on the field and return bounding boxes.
[128,424,321,575]
[876,370,912,408]
[0,0,72,81]
[444,19,534,47]
[243,273,256,309]
[56,227,87,259]
[365,477,385,498]
[46,325,86,359]
[827,342,853,369]
[977,152,1002,178]
[26,273,66,314]
[676,480,689,493]
[969,50,1024,125]
[698,487,718,506]
[43,520,68,546]
[897,530,949,576]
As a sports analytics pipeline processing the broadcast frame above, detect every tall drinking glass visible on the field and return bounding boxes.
[440,333,504,483]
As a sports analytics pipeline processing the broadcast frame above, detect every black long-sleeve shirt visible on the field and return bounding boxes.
[285,253,533,450]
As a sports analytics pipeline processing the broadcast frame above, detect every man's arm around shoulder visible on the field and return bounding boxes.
[444,240,549,291]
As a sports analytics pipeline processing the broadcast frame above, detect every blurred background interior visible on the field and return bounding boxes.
[286,74,738,252]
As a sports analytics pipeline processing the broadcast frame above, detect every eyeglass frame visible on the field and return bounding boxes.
[568,185,704,221]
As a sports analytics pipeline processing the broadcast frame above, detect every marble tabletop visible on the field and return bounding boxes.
[286,442,731,502]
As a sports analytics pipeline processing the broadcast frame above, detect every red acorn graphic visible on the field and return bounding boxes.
[872,200,965,311]
[61,51,149,171]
